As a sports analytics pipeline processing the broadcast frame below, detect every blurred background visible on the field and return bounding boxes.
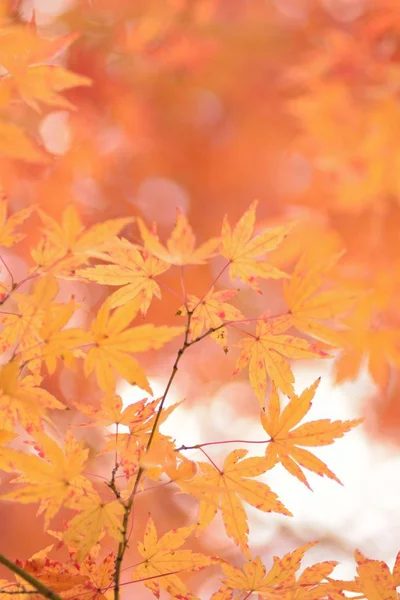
[1,0,400,597]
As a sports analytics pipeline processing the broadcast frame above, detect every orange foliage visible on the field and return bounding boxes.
[0,1,399,599]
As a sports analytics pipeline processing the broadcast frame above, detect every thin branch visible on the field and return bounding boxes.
[0,554,63,600]
[192,261,230,312]
[176,438,270,452]
[113,310,195,599]
[0,255,14,288]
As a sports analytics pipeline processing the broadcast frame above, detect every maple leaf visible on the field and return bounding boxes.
[330,550,400,600]
[0,193,34,247]
[132,515,214,598]
[0,545,88,599]
[19,295,89,374]
[31,205,133,276]
[0,24,90,111]
[0,117,49,163]
[234,314,329,405]
[177,287,245,351]
[65,551,116,600]
[94,396,181,478]
[77,237,170,314]
[137,208,219,265]
[181,449,291,557]
[0,359,65,432]
[0,26,79,75]
[14,64,92,112]
[222,543,316,596]
[284,254,359,345]
[220,200,290,291]
[84,297,184,393]
[221,543,338,599]
[0,431,93,526]
[261,380,363,489]
[63,493,125,561]
[0,276,58,349]
[333,296,400,391]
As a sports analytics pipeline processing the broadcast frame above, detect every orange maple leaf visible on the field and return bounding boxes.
[177,287,244,351]
[137,208,219,265]
[68,551,116,600]
[234,315,329,405]
[330,549,400,600]
[0,118,49,163]
[220,200,290,291]
[261,380,363,489]
[0,25,90,111]
[14,64,92,112]
[77,237,170,314]
[182,448,291,557]
[132,515,214,598]
[0,545,87,598]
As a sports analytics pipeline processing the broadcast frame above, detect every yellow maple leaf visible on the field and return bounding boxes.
[0,276,59,353]
[64,494,125,561]
[261,380,363,489]
[31,205,133,276]
[0,359,65,432]
[20,299,89,375]
[0,431,93,526]
[221,543,337,599]
[283,253,358,345]
[137,208,219,265]
[0,193,34,248]
[182,448,291,557]
[84,297,184,393]
[133,515,214,598]
[77,237,170,314]
[222,543,316,595]
[234,315,329,405]
[220,200,290,291]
